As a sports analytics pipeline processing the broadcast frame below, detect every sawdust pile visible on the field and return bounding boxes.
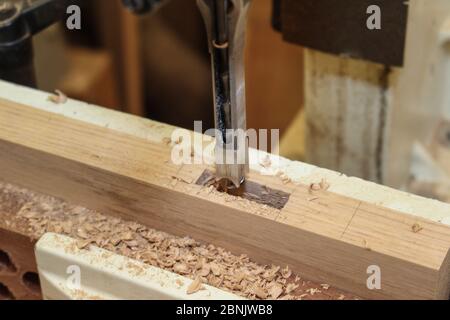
[0,181,357,300]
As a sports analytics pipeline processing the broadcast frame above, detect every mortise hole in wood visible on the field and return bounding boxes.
[0,282,15,300]
[0,249,17,273]
[196,170,291,210]
[22,272,41,295]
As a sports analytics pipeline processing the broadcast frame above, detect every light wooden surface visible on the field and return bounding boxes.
[1,81,450,299]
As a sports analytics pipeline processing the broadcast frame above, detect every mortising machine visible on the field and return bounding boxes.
[1,0,450,299]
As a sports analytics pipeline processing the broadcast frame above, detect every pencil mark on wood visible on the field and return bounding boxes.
[340,202,362,239]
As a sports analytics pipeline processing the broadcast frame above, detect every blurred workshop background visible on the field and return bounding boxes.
[33,0,304,158]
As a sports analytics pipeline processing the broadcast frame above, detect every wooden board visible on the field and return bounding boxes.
[1,82,450,299]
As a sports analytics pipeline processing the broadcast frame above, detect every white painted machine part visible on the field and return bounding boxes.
[304,1,450,194]
[440,17,450,120]
[35,233,243,300]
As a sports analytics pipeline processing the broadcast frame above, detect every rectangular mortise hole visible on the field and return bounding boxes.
[195,170,290,210]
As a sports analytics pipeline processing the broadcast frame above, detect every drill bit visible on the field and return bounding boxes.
[197,0,251,188]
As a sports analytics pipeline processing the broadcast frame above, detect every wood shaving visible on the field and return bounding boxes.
[187,277,203,295]
[320,284,330,290]
[173,263,190,275]
[306,288,321,296]
[411,223,423,233]
[175,279,184,287]
[268,284,283,299]
[310,179,330,193]
[281,175,291,185]
[362,239,371,251]
[319,179,330,191]
[210,263,222,276]
[198,264,211,277]
[0,181,358,301]
[281,266,292,279]
[252,286,267,299]
[286,283,299,294]
[260,155,272,168]
[76,240,92,250]
[47,90,68,104]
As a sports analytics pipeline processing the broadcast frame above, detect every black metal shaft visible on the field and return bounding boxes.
[212,0,232,142]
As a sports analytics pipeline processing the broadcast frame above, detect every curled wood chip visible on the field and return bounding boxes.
[76,240,92,250]
[48,90,67,104]
[286,283,299,294]
[260,155,272,168]
[310,179,330,192]
[362,239,371,251]
[281,266,292,279]
[210,264,222,276]
[121,232,134,241]
[306,288,321,296]
[198,264,211,277]
[0,181,357,301]
[175,279,184,287]
[187,277,203,295]
[235,273,246,283]
[62,222,73,234]
[319,179,330,191]
[20,211,39,219]
[263,266,279,280]
[125,240,139,248]
[320,284,330,290]
[77,229,89,239]
[173,263,190,275]
[252,286,268,300]
[281,175,291,185]
[412,223,423,233]
[162,137,172,145]
[268,284,283,299]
